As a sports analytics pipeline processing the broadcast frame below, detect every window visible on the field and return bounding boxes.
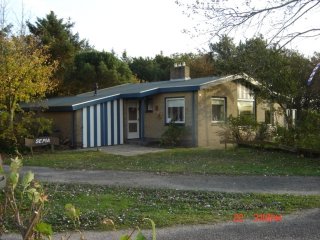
[237,83,254,100]
[238,101,255,117]
[166,98,185,124]
[238,83,255,117]
[145,98,153,112]
[211,98,226,122]
[265,110,274,125]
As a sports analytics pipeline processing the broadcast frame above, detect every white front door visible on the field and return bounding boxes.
[127,102,139,139]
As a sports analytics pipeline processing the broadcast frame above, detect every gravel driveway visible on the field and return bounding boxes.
[4,166,319,195]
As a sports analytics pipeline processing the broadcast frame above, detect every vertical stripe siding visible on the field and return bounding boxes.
[94,105,97,147]
[97,104,101,146]
[82,99,124,148]
[87,106,90,147]
[111,101,114,145]
[90,106,94,147]
[113,100,118,144]
[104,103,108,145]
[107,101,112,145]
[82,108,87,148]
[119,99,124,144]
[101,103,105,146]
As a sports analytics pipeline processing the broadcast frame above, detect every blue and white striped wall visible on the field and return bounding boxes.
[82,99,124,148]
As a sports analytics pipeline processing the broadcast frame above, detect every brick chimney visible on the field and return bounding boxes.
[170,62,190,80]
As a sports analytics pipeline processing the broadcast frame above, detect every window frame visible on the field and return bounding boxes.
[237,83,256,118]
[237,100,255,117]
[165,97,185,124]
[145,98,153,112]
[211,97,227,123]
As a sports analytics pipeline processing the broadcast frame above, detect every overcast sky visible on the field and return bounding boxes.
[6,0,320,58]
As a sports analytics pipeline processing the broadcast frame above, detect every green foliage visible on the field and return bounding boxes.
[27,11,90,92]
[35,183,320,231]
[34,222,53,239]
[63,201,154,240]
[0,34,56,152]
[0,157,51,240]
[210,35,319,113]
[129,54,174,82]
[226,115,258,142]
[276,111,320,150]
[65,203,81,228]
[160,122,186,147]
[14,147,320,176]
[143,218,156,240]
[296,111,320,149]
[64,50,134,94]
[172,52,215,78]
[0,111,53,153]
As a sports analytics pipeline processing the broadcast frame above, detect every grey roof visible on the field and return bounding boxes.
[25,74,256,111]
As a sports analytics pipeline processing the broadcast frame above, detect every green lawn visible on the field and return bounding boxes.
[12,147,320,176]
[35,184,320,231]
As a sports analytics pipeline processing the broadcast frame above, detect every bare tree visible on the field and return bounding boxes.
[176,0,320,48]
[0,0,11,34]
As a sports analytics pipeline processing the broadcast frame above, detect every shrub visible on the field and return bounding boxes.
[160,122,186,147]
[275,110,320,150]
[226,115,258,142]
[0,112,53,153]
[296,111,320,150]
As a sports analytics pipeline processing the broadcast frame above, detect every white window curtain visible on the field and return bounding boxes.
[166,98,185,123]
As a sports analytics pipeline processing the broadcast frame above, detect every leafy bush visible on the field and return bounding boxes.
[160,122,186,147]
[275,126,296,146]
[0,112,53,153]
[0,159,157,240]
[226,115,258,142]
[296,111,320,150]
[276,110,320,150]
[0,157,51,239]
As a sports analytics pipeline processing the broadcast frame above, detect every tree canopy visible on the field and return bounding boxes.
[177,0,320,48]
[64,50,134,95]
[128,54,174,82]
[0,35,57,149]
[210,35,319,124]
[27,11,90,93]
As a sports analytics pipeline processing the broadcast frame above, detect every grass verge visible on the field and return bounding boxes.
[7,147,320,176]
[14,184,320,231]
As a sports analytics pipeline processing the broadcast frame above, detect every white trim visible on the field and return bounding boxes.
[211,97,226,123]
[82,107,87,148]
[71,94,120,107]
[139,88,158,93]
[90,106,94,147]
[127,101,140,139]
[119,99,124,144]
[97,104,101,147]
[165,98,185,124]
[113,100,118,144]
[107,101,112,145]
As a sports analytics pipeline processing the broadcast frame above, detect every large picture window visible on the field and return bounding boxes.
[238,101,255,117]
[211,98,226,122]
[237,83,255,117]
[166,98,185,124]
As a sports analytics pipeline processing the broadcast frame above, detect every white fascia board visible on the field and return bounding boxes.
[71,94,120,108]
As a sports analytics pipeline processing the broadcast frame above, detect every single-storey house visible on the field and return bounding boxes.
[26,65,285,148]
